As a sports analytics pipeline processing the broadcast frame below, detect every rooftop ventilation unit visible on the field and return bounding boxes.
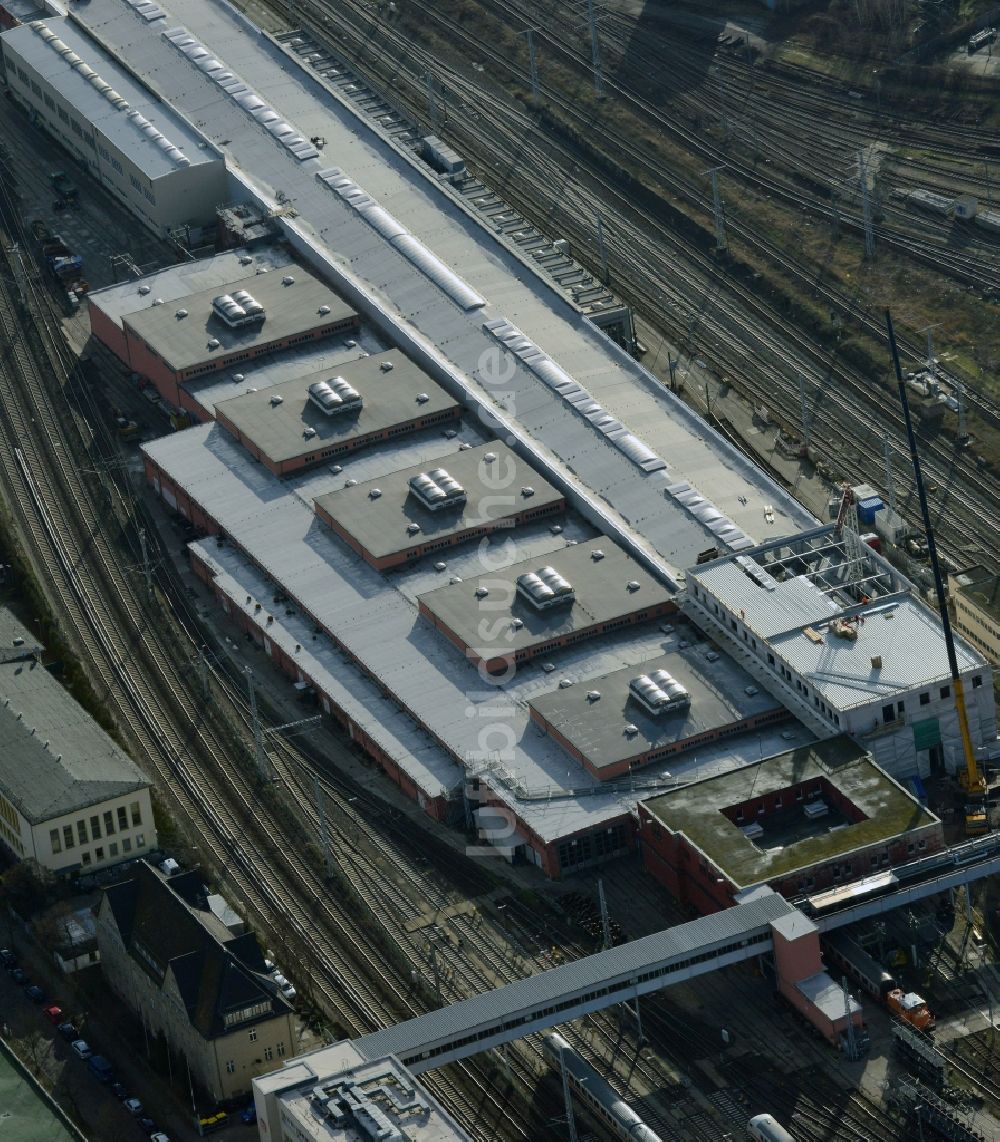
[516,565,574,610]
[211,292,265,328]
[408,468,466,511]
[206,338,220,349]
[307,377,362,416]
[628,669,690,715]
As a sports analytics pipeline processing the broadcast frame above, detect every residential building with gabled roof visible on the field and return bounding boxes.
[96,860,296,1100]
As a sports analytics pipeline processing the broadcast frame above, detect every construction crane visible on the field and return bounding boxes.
[886,312,988,836]
[833,482,855,536]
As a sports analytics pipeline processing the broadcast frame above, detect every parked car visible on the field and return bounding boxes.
[240,1104,257,1124]
[41,1004,63,1024]
[25,985,45,1004]
[137,1117,158,1136]
[10,968,27,985]
[109,1082,128,1101]
[150,1134,170,1142]
[0,948,16,969]
[279,981,296,1001]
[272,973,289,988]
[70,1040,92,1060]
[124,1097,144,1116]
[56,1021,79,1042]
[87,1054,113,1082]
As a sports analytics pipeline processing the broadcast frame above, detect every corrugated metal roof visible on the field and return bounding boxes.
[353,890,794,1058]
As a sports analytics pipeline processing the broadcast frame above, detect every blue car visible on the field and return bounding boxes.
[240,1104,257,1125]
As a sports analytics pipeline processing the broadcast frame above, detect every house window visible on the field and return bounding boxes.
[94,847,104,861]
[882,703,896,724]
[122,838,132,853]
[940,685,951,700]
[103,811,115,836]
[973,675,983,689]
[81,852,91,866]
[249,1029,257,1042]
[129,174,142,192]
[136,834,145,848]
[63,825,75,850]
[117,806,128,831]
[90,815,101,839]
[225,1061,236,1074]
[50,829,62,854]
[130,802,142,827]
[263,1046,273,1061]
[109,842,118,857]
[919,692,930,706]
[77,820,88,845]
[276,1042,286,1057]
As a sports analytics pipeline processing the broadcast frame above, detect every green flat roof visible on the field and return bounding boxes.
[643,737,937,886]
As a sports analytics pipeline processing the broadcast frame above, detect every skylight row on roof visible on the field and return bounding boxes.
[314,168,487,312]
[30,22,129,111]
[665,481,752,550]
[123,0,168,22]
[161,26,321,163]
[481,316,667,474]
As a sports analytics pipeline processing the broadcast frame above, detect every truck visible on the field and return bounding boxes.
[50,170,79,201]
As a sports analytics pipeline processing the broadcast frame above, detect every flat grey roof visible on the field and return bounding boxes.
[1,17,215,179]
[187,326,392,415]
[88,248,294,332]
[689,527,987,709]
[145,422,817,842]
[123,265,355,374]
[797,972,861,1021]
[529,650,784,771]
[0,611,150,823]
[352,889,794,1061]
[643,737,936,886]
[216,350,457,465]
[419,537,674,658]
[71,0,819,583]
[314,442,563,560]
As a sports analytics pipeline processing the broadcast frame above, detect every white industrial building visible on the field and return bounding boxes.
[685,527,996,779]
[0,14,226,234]
[0,610,156,874]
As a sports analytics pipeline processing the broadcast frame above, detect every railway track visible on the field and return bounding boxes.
[0,164,530,1137]
[271,0,1000,568]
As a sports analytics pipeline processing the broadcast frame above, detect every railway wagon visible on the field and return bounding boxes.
[748,1112,797,1141]
[823,931,935,1031]
[823,930,896,999]
[542,1032,663,1141]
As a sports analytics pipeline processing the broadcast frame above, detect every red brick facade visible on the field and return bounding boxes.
[531,704,791,781]
[418,598,678,676]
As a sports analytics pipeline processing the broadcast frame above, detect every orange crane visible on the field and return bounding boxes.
[886,312,987,835]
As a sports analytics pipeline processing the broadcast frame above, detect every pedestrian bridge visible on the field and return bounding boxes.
[353,834,1000,1073]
